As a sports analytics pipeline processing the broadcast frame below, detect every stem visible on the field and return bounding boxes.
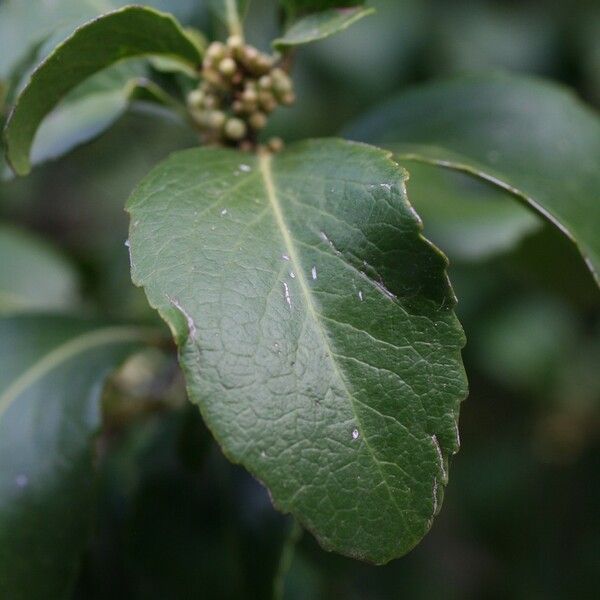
[272,519,303,600]
[224,0,244,40]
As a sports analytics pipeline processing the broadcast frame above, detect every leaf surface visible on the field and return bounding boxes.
[0,315,152,598]
[127,139,467,563]
[346,73,600,285]
[274,7,375,50]
[4,5,202,175]
[0,225,79,314]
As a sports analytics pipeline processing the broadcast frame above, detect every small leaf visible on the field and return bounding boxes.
[28,62,143,168]
[0,315,154,598]
[346,73,600,286]
[280,0,365,19]
[4,5,202,176]
[26,62,186,169]
[127,139,467,564]
[0,0,202,81]
[0,225,79,314]
[273,7,375,50]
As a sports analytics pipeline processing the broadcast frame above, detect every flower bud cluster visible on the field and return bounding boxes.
[187,36,294,151]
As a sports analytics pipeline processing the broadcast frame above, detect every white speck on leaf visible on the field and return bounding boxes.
[239,164,251,172]
[124,239,130,248]
[431,434,446,479]
[283,282,291,307]
[221,208,228,216]
[311,266,317,280]
[358,291,363,301]
[282,254,290,261]
[352,428,360,440]
[290,271,296,279]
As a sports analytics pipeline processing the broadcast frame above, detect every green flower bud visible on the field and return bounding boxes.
[224,118,247,141]
[255,55,273,73]
[258,91,277,113]
[268,137,284,153]
[202,94,218,109]
[232,100,245,114]
[281,92,296,106]
[258,75,272,90]
[187,89,204,108]
[271,69,292,95]
[218,57,237,77]
[227,35,243,50]
[206,41,226,60]
[205,110,226,129]
[242,87,258,104]
[249,111,267,130]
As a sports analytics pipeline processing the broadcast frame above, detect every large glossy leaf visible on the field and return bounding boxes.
[4,5,202,175]
[346,74,600,285]
[273,7,375,50]
[403,160,541,262]
[0,225,79,314]
[127,139,467,563]
[0,315,153,599]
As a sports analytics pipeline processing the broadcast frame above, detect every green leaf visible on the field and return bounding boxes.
[0,225,79,314]
[280,1,365,19]
[0,315,153,599]
[28,62,143,169]
[4,5,202,176]
[402,160,541,262]
[0,0,201,82]
[0,0,110,81]
[273,7,375,50]
[26,62,186,169]
[127,139,467,564]
[346,73,600,286]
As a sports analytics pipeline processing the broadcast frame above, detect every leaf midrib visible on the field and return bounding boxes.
[258,151,411,521]
[0,325,153,420]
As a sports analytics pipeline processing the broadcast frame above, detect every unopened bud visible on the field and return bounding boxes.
[258,91,277,113]
[218,57,237,77]
[242,87,258,104]
[206,42,226,60]
[281,92,296,106]
[257,55,273,71]
[227,35,243,50]
[268,137,284,153]
[224,118,247,141]
[272,70,292,95]
[205,110,226,129]
[187,89,204,108]
[202,94,218,109]
[232,100,245,114]
[249,111,267,130]
[258,75,272,90]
